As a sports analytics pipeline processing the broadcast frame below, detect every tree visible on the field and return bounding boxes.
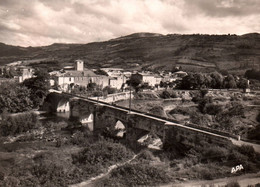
[204,74,213,88]
[223,75,237,89]
[245,69,260,81]
[103,86,117,94]
[23,68,50,108]
[179,74,194,89]
[237,78,248,89]
[160,90,171,99]
[194,73,206,88]
[0,82,33,113]
[210,72,223,89]
[87,82,97,91]
[127,74,142,92]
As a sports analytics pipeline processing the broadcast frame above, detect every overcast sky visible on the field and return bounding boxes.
[0,0,259,47]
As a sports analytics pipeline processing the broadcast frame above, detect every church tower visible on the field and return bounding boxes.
[75,60,84,71]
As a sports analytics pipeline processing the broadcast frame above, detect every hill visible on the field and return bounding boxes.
[0,33,259,74]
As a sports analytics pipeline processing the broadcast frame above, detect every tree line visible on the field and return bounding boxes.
[178,72,248,90]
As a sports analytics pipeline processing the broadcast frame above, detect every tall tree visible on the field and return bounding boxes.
[23,68,50,108]
[210,72,223,89]
[237,78,248,89]
[223,75,237,89]
[127,74,142,92]
[0,82,33,113]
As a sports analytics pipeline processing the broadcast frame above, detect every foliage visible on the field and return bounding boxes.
[210,72,224,89]
[71,85,88,95]
[103,86,117,94]
[87,82,98,91]
[198,97,213,113]
[245,69,260,81]
[0,82,33,113]
[136,150,156,162]
[160,90,171,99]
[69,130,93,146]
[178,72,226,89]
[127,73,142,92]
[200,89,208,98]
[170,106,198,116]
[237,78,248,89]
[223,75,237,89]
[72,140,133,167]
[248,124,260,141]
[0,112,38,136]
[101,163,171,186]
[29,162,67,187]
[204,103,223,115]
[23,68,50,108]
[149,106,165,116]
[201,146,229,163]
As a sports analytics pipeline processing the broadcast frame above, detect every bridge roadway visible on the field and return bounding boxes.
[62,92,237,141]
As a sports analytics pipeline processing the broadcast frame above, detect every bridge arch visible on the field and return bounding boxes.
[57,99,70,112]
[80,113,94,131]
[114,120,126,138]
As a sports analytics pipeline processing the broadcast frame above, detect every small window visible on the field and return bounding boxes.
[69,78,71,81]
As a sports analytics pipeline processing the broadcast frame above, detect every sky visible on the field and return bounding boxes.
[0,0,259,47]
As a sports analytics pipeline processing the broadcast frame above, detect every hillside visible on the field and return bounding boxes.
[0,32,259,74]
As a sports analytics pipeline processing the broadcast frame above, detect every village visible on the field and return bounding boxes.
[0,59,188,93]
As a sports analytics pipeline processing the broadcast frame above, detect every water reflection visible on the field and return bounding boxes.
[39,111,70,124]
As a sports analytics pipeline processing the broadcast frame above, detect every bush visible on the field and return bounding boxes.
[103,86,117,94]
[72,141,133,167]
[103,163,171,186]
[236,145,256,160]
[201,146,229,163]
[30,163,67,187]
[204,103,223,115]
[170,92,178,98]
[69,131,91,146]
[198,97,213,113]
[248,124,260,141]
[0,112,39,136]
[160,90,171,99]
[137,150,156,161]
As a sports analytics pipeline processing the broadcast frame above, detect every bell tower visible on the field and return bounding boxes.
[75,60,84,71]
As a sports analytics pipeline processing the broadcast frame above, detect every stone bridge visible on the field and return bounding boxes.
[43,92,236,147]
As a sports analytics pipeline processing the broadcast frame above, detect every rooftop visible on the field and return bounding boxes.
[63,69,97,77]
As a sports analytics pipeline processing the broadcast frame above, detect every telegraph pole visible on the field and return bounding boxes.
[129,86,132,113]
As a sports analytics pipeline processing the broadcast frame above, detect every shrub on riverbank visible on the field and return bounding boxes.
[100,163,171,186]
[0,112,39,136]
[71,140,134,179]
[72,140,133,166]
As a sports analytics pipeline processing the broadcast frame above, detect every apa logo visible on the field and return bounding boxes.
[231,164,244,173]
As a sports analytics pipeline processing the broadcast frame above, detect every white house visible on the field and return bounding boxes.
[109,75,128,89]
[18,67,34,83]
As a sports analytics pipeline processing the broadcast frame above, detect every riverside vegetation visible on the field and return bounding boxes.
[1,111,260,187]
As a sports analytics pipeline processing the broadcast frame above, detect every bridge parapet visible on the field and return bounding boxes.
[43,92,236,149]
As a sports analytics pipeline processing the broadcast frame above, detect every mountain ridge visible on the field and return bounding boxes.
[0,32,259,74]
